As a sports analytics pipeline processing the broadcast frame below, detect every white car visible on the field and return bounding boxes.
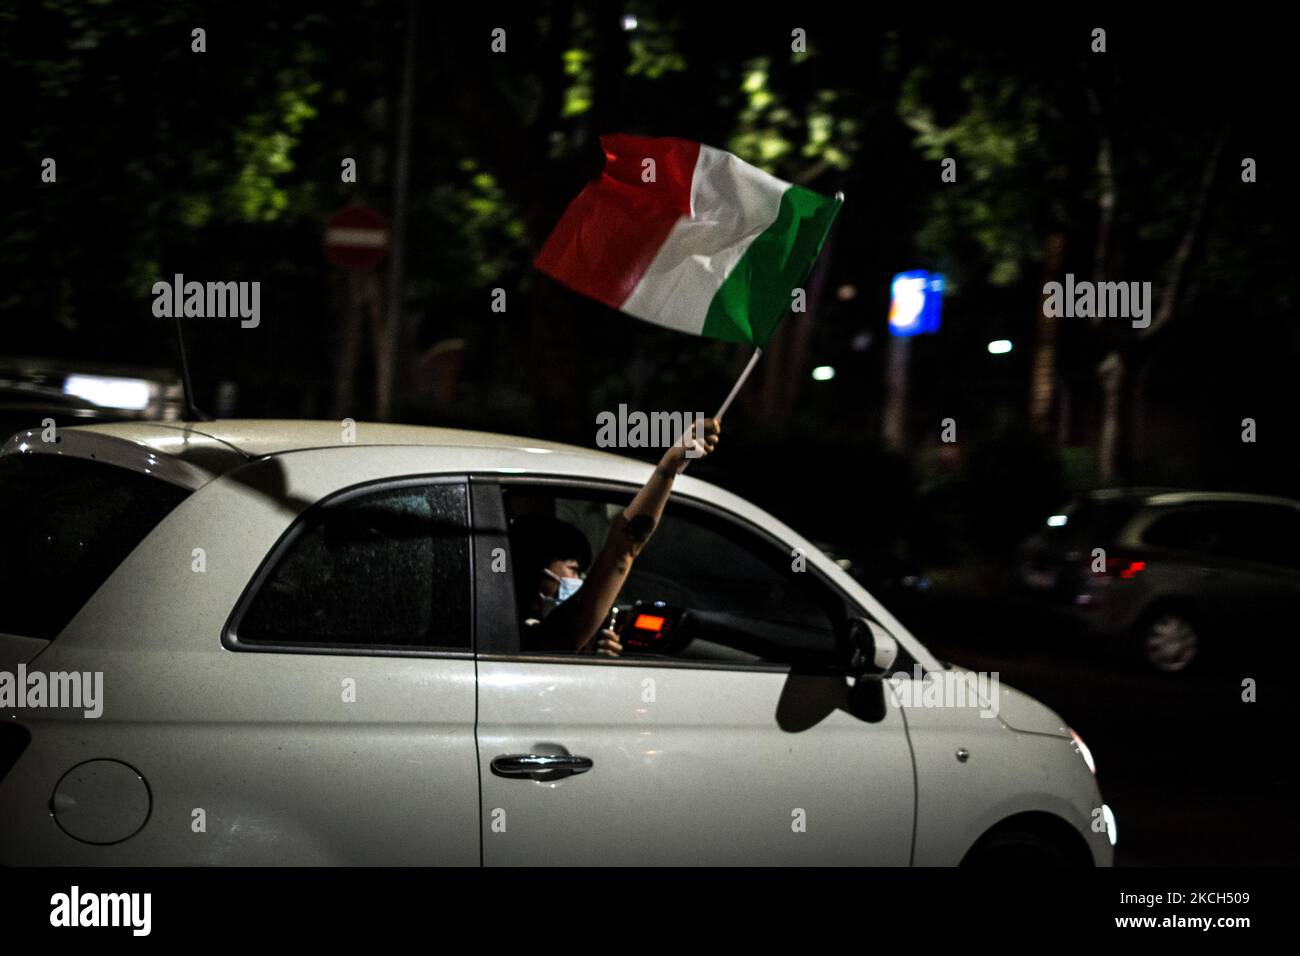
[0,420,1114,866]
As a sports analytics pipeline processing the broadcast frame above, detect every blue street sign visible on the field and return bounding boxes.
[888,270,944,337]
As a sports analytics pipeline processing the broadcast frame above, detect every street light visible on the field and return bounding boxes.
[987,339,1013,354]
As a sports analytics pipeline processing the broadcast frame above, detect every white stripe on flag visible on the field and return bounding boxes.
[326,228,389,248]
[621,145,788,333]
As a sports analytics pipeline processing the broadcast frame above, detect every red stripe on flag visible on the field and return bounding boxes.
[534,134,700,309]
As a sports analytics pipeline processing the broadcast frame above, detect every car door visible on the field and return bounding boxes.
[472,478,915,866]
[212,474,482,865]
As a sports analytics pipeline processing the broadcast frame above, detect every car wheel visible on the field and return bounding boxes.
[962,828,1073,867]
[1139,610,1199,673]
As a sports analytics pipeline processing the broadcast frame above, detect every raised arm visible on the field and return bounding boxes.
[543,417,721,652]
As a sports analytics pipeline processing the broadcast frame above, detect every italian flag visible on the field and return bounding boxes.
[535,134,842,347]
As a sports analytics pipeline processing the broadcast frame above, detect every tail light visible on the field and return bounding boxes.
[1103,556,1147,579]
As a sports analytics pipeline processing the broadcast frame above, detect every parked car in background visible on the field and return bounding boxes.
[1017,489,1300,673]
[813,540,931,602]
[0,361,185,438]
[0,381,113,440]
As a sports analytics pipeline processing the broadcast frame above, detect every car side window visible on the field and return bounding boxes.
[1142,503,1300,569]
[235,482,471,650]
[1217,504,1300,568]
[1140,507,1225,553]
[628,508,840,649]
[506,488,844,666]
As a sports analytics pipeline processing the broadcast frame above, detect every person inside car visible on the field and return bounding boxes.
[513,417,721,655]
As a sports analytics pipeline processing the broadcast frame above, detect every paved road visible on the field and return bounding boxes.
[889,591,1298,866]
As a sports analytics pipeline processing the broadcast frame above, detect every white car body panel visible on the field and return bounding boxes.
[0,421,1113,865]
[903,703,1109,866]
[477,662,915,865]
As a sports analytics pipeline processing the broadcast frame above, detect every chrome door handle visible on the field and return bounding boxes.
[491,753,593,780]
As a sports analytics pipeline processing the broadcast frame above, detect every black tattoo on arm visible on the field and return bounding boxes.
[623,513,656,546]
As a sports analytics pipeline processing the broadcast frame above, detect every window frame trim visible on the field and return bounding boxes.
[222,474,476,659]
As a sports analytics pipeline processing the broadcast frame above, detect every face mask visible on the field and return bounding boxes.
[539,567,582,616]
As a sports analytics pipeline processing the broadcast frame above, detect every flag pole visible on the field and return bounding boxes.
[713,347,763,420]
[677,347,762,473]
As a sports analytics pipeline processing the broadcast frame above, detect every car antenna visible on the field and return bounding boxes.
[172,310,212,422]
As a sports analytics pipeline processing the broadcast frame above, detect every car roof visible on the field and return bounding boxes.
[1,418,654,489]
[96,419,643,459]
[1083,487,1300,509]
[0,417,948,673]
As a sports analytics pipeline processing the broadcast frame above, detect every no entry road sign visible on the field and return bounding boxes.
[324,206,389,271]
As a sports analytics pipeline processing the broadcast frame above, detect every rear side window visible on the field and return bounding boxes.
[1140,507,1224,552]
[1144,503,1300,567]
[0,454,190,639]
[234,482,471,651]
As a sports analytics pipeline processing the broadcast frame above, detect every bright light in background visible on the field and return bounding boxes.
[889,276,925,332]
[888,270,944,337]
[63,374,151,410]
[811,365,836,382]
[987,339,1013,354]
[1046,514,1068,527]
[621,14,638,30]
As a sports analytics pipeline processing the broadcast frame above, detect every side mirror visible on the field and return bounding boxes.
[844,617,899,679]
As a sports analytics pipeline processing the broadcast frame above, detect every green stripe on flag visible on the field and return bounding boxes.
[701,185,841,347]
